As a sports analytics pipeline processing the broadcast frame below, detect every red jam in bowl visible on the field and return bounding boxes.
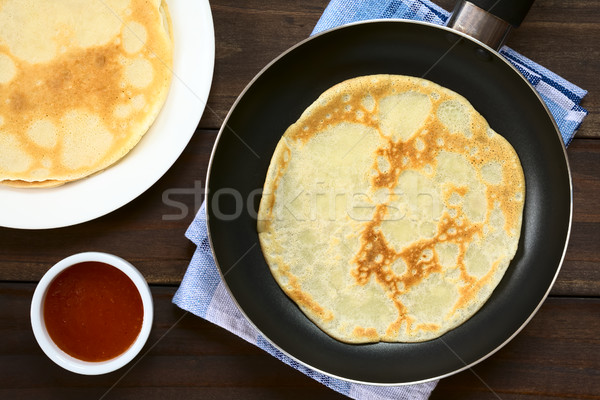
[43,261,143,362]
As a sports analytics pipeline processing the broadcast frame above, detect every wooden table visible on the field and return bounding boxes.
[1,1,598,398]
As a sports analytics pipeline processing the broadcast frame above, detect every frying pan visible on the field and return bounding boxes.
[205,0,572,384]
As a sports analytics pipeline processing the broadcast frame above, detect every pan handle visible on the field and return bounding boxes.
[446,0,535,50]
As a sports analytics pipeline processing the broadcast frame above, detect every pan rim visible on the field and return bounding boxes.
[204,18,573,385]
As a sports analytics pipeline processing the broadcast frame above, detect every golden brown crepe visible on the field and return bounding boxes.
[257,74,525,343]
[0,0,173,187]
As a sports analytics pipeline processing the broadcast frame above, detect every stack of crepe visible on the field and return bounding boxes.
[0,0,173,187]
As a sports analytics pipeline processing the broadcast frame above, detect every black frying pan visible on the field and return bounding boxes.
[205,0,572,384]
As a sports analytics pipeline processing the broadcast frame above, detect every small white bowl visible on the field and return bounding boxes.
[30,252,153,375]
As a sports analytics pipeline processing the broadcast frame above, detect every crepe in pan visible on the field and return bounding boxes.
[257,74,525,343]
[0,0,173,187]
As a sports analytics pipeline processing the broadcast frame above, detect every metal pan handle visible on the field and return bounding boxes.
[447,0,535,50]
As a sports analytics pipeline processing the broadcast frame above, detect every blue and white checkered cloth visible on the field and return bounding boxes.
[173,1,588,399]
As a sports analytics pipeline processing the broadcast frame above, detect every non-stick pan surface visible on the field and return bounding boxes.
[206,20,571,384]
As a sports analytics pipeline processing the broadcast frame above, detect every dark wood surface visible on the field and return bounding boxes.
[1,0,598,399]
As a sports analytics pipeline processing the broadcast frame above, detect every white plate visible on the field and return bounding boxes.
[0,0,215,229]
